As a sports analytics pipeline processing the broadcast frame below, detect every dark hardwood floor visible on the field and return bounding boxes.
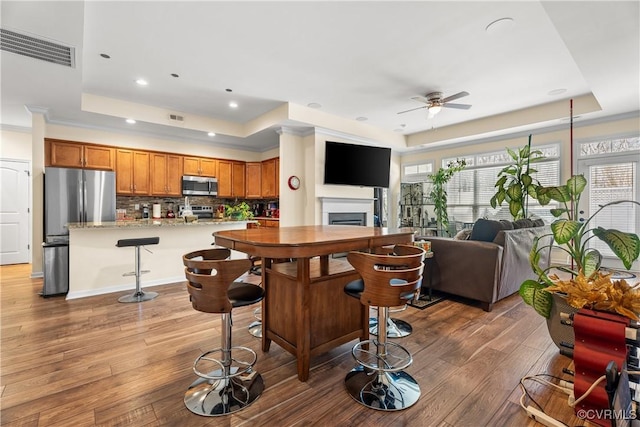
[1,263,587,426]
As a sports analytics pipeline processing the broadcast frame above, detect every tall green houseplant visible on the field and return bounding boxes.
[428,159,466,236]
[490,135,545,220]
[520,174,640,318]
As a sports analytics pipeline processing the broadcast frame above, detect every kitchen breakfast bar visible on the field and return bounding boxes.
[213,225,415,382]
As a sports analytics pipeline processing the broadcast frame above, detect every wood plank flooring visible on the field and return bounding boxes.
[1,263,588,426]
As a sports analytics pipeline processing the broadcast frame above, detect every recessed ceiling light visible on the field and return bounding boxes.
[226,88,233,92]
[100,53,110,59]
[355,117,368,121]
[135,79,148,86]
[126,118,136,124]
[307,103,322,109]
[548,88,567,96]
[170,73,179,78]
[207,132,216,137]
[485,17,515,34]
[229,101,238,108]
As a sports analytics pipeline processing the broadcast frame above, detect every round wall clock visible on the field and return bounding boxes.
[288,175,301,190]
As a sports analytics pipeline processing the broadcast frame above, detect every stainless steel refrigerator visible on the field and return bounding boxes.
[43,167,116,296]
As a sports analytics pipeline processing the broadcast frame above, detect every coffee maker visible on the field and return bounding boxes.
[141,203,150,219]
[253,203,264,217]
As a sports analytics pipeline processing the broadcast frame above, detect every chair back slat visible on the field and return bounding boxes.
[183,248,251,313]
[347,244,425,307]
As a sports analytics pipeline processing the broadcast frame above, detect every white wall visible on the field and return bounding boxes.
[0,128,32,160]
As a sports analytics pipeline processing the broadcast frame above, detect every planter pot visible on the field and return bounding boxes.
[546,293,578,355]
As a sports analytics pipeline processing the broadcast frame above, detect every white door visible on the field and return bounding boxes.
[0,160,30,265]
[577,154,639,271]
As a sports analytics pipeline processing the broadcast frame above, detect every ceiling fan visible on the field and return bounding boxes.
[398,91,471,117]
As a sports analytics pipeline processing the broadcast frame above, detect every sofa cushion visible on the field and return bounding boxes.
[500,220,515,230]
[469,218,505,242]
[454,229,472,240]
[513,218,535,229]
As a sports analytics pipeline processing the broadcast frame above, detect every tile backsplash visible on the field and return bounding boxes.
[116,196,277,219]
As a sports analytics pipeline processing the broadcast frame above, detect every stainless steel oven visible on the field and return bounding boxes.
[181,175,218,196]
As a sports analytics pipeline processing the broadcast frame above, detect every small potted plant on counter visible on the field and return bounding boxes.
[224,201,254,220]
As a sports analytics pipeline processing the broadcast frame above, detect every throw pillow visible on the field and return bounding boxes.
[469,218,504,242]
[513,218,534,229]
[454,229,472,240]
[499,220,515,230]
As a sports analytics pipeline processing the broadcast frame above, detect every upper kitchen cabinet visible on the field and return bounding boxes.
[150,153,182,196]
[116,149,150,195]
[245,162,262,198]
[45,139,115,170]
[218,160,246,198]
[261,157,279,198]
[183,156,217,177]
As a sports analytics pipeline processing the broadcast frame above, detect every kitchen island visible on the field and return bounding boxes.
[66,219,255,299]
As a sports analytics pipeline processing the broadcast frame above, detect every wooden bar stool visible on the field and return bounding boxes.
[343,244,425,411]
[116,237,159,303]
[182,248,265,416]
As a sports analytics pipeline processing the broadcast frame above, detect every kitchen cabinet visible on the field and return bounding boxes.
[46,139,115,170]
[245,162,262,198]
[183,156,217,177]
[150,153,182,196]
[248,218,279,228]
[261,157,279,198]
[218,160,246,198]
[116,149,150,195]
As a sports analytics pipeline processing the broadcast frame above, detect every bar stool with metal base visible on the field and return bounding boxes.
[116,237,160,303]
[182,248,265,416]
[343,244,425,411]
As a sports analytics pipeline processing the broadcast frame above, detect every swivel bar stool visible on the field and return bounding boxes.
[182,248,265,416]
[344,244,425,411]
[116,237,159,303]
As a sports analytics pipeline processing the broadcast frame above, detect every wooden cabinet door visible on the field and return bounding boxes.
[275,157,280,197]
[245,162,262,198]
[83,145,115,170]
[261,158,277,197]
[232,162,246,197]
[183,157,200,175]
[49,140,84,168]
[200,158,218,177]
[116,149,134,194]
[166,155,182,196]
[150,153,168,195]
[132,151,150,194]
[217,160,232,197]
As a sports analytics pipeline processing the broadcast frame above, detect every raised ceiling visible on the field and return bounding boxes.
[1,1,638,152]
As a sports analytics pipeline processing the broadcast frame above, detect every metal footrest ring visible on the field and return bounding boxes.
[344,365,420,411]
[351,339,413,372]
[193,346,258,380]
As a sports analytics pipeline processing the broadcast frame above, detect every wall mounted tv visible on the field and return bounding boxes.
[324,141,391,188]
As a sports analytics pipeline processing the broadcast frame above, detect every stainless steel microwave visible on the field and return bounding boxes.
[181,175,218,196]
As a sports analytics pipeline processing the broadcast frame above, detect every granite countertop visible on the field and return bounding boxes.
[68,218,257,229]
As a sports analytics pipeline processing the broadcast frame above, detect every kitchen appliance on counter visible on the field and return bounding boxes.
[181,175,218,196]
[43,167,116,296]
[178,205,214,219]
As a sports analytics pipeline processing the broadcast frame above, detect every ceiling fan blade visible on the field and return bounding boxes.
[410,95,431,104]
[397,105,427,114]
[442,91,469,103]
[443,103,472,110]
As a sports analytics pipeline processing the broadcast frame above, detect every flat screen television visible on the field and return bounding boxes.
[324,141,391,188]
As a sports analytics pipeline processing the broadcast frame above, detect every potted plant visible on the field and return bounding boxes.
[519,174,640,321]
[428,158,466,236]
[224,201,254,220]
[490,135,545,220]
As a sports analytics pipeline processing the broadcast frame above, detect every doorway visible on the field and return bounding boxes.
[0,159,30,265]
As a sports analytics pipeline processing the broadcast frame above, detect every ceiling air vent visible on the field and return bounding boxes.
[169,114,184,122]
[0,28,75,68]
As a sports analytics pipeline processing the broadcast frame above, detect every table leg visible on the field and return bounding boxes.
[262,257,272,352]
[296,257,311,381]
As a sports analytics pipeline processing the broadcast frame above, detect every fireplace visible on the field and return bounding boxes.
[321,197,374,226]
[328,212,366,226]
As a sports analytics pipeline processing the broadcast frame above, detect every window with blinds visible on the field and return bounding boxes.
[577,136,639,264]
[443,144,560,223]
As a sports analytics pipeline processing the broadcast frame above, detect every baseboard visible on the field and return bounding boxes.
[65,276,184,300]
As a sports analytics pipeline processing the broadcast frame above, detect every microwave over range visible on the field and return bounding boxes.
[181,175,218,196]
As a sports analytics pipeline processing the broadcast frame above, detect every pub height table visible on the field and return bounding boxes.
[213,225,415,381]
